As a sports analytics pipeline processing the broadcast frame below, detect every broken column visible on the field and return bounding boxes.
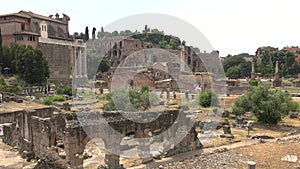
[251,60,255,80]
[273,61,282,87]
[136,128,153,163]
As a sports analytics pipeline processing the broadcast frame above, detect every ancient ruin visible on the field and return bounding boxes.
[1,106,201,168]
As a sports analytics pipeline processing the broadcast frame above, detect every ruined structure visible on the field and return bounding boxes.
[87,36,221,94]
[251,60,256,80]
[273,61,282,87]
[1,107,201,168]
[283,46,300,64]
[255,46,279,61]
[0,11,87,84]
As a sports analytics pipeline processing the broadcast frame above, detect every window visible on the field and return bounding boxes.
[16,35,23,41]
[187,56,191,65]
[28,35,35,41]
[120,41,123,49]
[21,24,25,31]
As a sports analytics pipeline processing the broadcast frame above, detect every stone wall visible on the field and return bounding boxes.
[228,86,249,95]
[31,116,52,158]
[38,37,87,85]
[0,107,55,124]
[2,107,201,169]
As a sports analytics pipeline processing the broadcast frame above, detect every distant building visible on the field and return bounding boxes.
[88,37,220,74]
[0,11,87,84]
[283,46,300,64]
[255,46,279,61]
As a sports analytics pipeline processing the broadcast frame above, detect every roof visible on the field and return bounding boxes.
[0,12,30,19]
[19,11,67,24]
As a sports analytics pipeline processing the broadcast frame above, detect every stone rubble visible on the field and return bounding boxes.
[162,151,252,169]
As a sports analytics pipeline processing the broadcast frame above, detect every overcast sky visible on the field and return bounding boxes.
[2,0,299,56]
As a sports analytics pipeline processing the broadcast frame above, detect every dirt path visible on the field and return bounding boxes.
[0,139,35,169]
[129,134,300,169]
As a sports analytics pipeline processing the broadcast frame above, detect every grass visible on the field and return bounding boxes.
[43,95,66,105]
[283,86,300,93]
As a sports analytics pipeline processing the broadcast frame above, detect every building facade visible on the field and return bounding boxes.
[0,11,87,84]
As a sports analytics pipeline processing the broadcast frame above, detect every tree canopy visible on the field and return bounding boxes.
[232,86,299,124]
[198,90,219,108]
[2,44,49,86]
[223,55,251,79]
[256,50,300,78]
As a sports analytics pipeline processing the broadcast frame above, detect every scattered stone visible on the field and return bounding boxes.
[223,125,232,135]
[281,155,298,163]
[247,161,256,169]
[220,134,234,139]
[250,135,274,140]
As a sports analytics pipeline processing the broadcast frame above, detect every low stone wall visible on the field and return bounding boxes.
[228,86,249,95]
[0,107,55,124]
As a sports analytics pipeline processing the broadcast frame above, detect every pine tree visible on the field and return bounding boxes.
[85,26,89,41]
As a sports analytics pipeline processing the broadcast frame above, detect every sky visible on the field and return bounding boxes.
[1,0,300,56]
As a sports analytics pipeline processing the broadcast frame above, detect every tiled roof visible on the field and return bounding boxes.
[19,11,67,24]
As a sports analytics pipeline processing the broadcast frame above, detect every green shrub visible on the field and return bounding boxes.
[103,85,160,111]
[250,79,259,86]
[198,90,219,108]
[56,86,73,96]
[51,95,66,102]
[42,95,65,105]
[233,85,298,124]
[43,97,54,105]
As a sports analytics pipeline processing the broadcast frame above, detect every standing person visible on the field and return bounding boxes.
[173,91,176,100]
[0,93,2,104]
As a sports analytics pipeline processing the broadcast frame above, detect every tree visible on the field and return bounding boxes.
[85,26,89,41]
[111,30,119,36]
[223,55,251,79]
[102,86,159,111]
[98,57,110,73]
[151,29,163,35]
[232,86,299,124]
[73,32,85,40]
[223,55,247,73]
[256,49,299,78]
[226,66,240,79]
[198,90,219,108]
[12,45,49,85]
[92,27,96,40]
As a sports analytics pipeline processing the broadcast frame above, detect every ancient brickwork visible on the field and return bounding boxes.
[2,107,201,169]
